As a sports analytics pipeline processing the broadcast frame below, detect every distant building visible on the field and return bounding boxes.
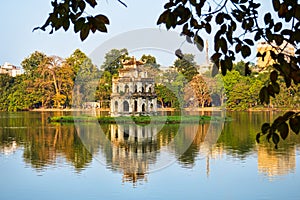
[0,62,22,77]
[110,57,157,116]
[256,41,295,70]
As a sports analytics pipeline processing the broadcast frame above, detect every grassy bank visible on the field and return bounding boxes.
[48,115,230,124]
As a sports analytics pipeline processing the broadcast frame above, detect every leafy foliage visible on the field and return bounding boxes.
[33,0,127,41]
[156,0,299,147]
[256,112,300,149]
[174,54,198,82]
[100,48,129,75]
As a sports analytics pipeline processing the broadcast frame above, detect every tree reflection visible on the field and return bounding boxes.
[1,111,300,183]
[0,112,92,172]
[257,145,296,178]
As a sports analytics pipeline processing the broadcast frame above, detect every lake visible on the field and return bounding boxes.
[0,111,300,200]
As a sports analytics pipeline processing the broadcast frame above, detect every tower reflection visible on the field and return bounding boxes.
[109,124,158,184]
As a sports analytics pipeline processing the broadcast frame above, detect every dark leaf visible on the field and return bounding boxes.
[282,111,295,120]
[277,122,289,140]
[254,31,261,41]
[211,53,222,63]
[284,76,291,88]
[235,43,242,53]
[95,22,107,32]
[256,133,261,143]
[267,84,275,98]
[194,35,204,52]
[289,117,300,135]
[205,23,212,34]
[272,133,280,145]
[273,0,280,11]
[157,10,170,25]
[80,24,90,41]
[274,34,284,46]
[264,13,272,24]
[205,16,213,22]
[224,56,233,71]
[74,18,85,33]
[78,0,86,11]
[244,39,254,46]
[270,71,278,83]
[220,59,227,76]
[95,14,110,24]
[241,45,251,58]
[261,123,270,134]
[274,22,282,32]
[164,2,174,9]
[62,18,70,31]
[259,86,269,104]
[216,13,224,25]
[85,0,97,8]
[220,37,228,54]
[273,116,285,125]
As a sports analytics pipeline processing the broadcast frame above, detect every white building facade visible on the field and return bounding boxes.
[110,57,157,116]
[0,62,22,77]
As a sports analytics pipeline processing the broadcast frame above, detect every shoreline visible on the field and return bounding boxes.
[29,107,299,112]
[49,115,231,124]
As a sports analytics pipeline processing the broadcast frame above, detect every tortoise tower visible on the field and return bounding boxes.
[110,57,157,116]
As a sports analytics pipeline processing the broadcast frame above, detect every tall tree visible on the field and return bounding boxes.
[95,71,112,108]
[174,54,198,82]
[66,49,100,107]
[101,48,129,75]
[21,51,47,75]
[184,74,211,108]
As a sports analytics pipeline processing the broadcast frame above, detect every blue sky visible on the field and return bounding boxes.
[0,0,273,67]
[0,0,168,66]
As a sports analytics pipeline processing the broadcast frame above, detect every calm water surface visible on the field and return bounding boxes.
[0,111,300,200]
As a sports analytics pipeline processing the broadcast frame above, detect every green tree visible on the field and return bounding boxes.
[101,48,129,76]
[0,74,15,111]
[95,71,112,108]
[67,50,100,107]
[21,51,47,75]
[65,49,90,76]
[141,54,160,69]
[174,54,198,82]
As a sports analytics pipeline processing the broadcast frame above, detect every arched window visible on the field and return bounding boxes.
[117,86,119,93]
[123,101,129,112]
[134,85,137,93]
[148,87,152,93]
[142,104,146,112]
[150,103,153,111]
[114,101,118,112]
[142,86,145,93]
[125,84,129,93]
[134,100,138,112]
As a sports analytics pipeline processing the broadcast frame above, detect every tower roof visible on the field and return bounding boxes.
[122,56,145,66]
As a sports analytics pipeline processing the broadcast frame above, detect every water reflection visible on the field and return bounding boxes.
[0,112,299,184]
[109,125,158,183]
[0,112,92,172]
[258,145,296,178]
